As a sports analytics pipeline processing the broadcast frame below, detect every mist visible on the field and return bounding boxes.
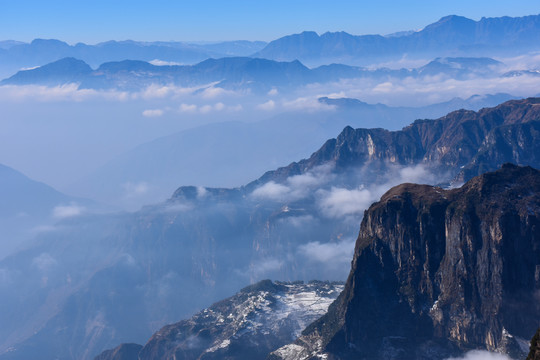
[1,21,540,359]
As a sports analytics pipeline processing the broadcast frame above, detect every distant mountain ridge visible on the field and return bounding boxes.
[255,14,540,65]
[1,55,509,92]
[70,92,517,210]
[1,13,539,79]
[0,39,267,78]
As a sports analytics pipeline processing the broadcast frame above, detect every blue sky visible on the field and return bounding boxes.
[1,0,539,43]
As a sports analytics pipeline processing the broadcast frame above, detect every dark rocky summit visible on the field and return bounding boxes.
[95,280,343,360]
[528,329,540,360]
[271,164,540,359]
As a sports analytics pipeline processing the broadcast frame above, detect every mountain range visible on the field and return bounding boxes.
[0,56,510,92]
[255,14,540,65]
[0,39,267,79]
[69,92,518,210]
[1,14,539,79]
[0,98,539,359]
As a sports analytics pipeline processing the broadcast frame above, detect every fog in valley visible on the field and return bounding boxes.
[1,11,540,360]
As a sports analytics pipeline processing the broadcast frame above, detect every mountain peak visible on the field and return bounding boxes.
[272,164,540,359]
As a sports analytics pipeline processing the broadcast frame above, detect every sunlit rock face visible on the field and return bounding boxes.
[271,164,540,360]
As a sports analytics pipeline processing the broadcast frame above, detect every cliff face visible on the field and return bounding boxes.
[528,329,540,360]
[251,98,540,189]
[271,164,540,359]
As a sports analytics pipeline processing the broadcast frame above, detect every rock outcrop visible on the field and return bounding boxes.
[95,280,343,360]
[528,328,540,360]
[251,98,540,189]
[271,164,540,359]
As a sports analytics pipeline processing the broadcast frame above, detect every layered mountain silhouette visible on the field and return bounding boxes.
[0,55,509,92]
[1,14,539,80]
[70,93,517,210]
[271,164,540,359]
[0,98,539,360]
[0,39,267,79]
[255,14,540,65]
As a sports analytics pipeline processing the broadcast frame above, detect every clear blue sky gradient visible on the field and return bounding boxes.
[1,0,539,43]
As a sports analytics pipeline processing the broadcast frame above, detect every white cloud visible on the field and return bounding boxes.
[196,186,208,199]
[317,186,375,218]
[53,203,85,219]
[32,253,57,271]
[445,351,512,360]
[282,96,336,112]
[122,181,150,198]
[280,215,315,227]
[140,84,175,99]
[250,258,283,278]
[179,103,197,112]
[0,84,129,102]
[201,86,229,99]
[287,164,334,188]
[295,71,540,107]
[149,59,183,66]
[251,164,335,202]
[199,104,213,113]
[399,164,438,184]
[268,88,279,96]
[142,108,164,117]
[251,181,291,201]
[298,238,355,264]
[257,99,276,111]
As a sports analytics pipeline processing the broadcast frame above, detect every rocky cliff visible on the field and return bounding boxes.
[251,98,540,189]
[271,164,540,359]
[528,329,540,360]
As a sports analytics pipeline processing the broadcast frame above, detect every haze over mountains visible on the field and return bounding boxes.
[0,39,267,79]
[1,98,539,360]
[1,56,507,92]
[1,13,539,78]
[70,92,517,209]
[1,11,540,360]
[256,14,540,65]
